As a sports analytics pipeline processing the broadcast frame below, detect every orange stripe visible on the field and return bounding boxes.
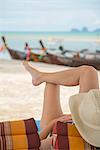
[67,123,85,150]
[12,135,28,149]
[10,120,26,135]
[68,136,85,150]
[67,124,81,137]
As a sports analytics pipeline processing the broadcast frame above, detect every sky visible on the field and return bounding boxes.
[0,0,100,31]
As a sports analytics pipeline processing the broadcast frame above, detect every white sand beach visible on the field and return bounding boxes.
[0,59,100,122]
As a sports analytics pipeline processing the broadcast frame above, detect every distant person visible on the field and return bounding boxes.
[74,52,80,59]
[24,43,31,61]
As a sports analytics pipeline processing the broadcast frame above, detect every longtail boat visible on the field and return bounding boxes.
[2,36,26,60]
[39,40,100,70]
[39,40,80,66]
[1,37,100,69]
[1,36,47,62]
[39,40,68,65]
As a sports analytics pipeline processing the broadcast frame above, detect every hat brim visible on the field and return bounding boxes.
[69,92,100,147]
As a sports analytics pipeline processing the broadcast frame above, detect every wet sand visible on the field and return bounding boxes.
[0,59,99,121]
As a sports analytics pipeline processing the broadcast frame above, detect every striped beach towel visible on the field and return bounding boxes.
[52,120,100,150]
[0,118,41,150]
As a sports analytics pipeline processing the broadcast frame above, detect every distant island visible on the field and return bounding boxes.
[0,27,100,33]
[70,27,100,33]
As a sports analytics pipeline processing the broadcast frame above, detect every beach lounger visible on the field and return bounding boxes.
[0,118,41,150]
[1,118,100,150]
[52,120,100,150]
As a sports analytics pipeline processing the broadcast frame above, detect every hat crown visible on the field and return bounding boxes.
[79,90,100,130]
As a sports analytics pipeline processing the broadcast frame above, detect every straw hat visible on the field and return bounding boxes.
[69,89,100,147]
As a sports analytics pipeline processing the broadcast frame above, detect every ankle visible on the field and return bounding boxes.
[39,72,47,83]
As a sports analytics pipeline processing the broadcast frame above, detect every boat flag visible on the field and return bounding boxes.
[0,46,4,52]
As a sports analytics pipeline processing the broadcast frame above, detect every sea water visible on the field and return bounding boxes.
[0,32,100,59]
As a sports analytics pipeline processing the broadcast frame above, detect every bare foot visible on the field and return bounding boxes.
[23,61,43,86]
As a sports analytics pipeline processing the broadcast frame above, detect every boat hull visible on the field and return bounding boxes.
[7,47,26,60]
[46,52,100,70]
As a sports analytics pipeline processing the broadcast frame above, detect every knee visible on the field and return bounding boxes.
[80,65,98,76]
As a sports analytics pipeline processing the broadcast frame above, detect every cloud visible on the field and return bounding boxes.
[0,0,100,31]
[94,20,100,25]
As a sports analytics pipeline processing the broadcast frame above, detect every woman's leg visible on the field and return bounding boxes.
[23,62,99,124]
[23,62,99,92]
[40,83,63,129]
[23,62,99,149]
[39,83,63,149]
[79,66,99,92]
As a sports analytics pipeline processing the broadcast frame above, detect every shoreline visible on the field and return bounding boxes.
[1,34,100,42]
